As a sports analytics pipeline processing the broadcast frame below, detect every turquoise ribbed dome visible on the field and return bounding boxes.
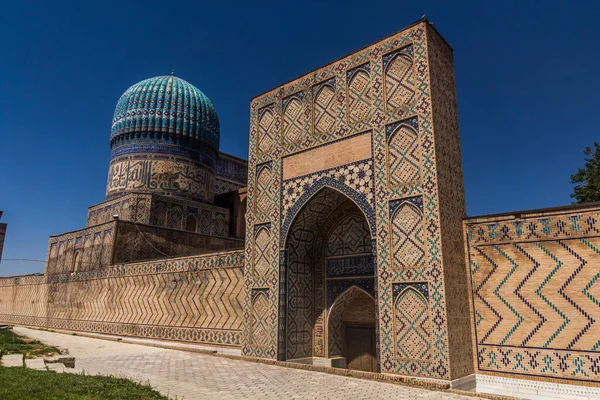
[110,75,220,152]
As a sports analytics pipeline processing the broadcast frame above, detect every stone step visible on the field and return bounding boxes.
[1,353,23,367]
[25,358,46,370]
[45,356,75,368]
[46,362,65,373]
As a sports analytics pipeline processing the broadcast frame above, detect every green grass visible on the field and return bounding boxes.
[0,367,167,400]
[0,329,60,359]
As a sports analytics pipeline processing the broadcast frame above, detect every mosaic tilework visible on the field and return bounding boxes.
[313,78,337,138]
[346,63,372,126]
[107,156,215,203]
[257,105,277,158]
[314,199,374,357]
[280,159,375,244]
[465,207,600,384]
[110,75,220,152]
[255,162,275,222]
[387,117,421,188]
[393,283,431,371]
[426,27,473,379]
[282,93,306,148]
[253,224,273,278]
[327,287,375,356]
[0,251,245,348]
[383,47,416,114]
[246,22,468,382]
[390,197,426,268]
[251,289,270,347]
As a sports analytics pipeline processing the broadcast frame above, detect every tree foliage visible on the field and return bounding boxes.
[570,142,600,203]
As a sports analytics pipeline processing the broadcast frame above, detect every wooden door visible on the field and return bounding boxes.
[346,326,376,372]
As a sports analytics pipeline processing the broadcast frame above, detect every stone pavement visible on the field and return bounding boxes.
[13,327,476,400]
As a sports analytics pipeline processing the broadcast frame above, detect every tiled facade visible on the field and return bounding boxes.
[0,18,598,398]
[0,251,245,348]
[465,204,600,387]
[243,20,474,382]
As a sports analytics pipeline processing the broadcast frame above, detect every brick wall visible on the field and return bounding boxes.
[464,203,600,385]
[0,250,245,348]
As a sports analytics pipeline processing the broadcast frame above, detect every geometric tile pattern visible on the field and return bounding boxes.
[0,251,245,348]
[251,289,270,347]
[246,22,463,383]
[313,79,337,138]
[283,93,305,147]
[393,284,431,370]
[466,208,600,383]
[328,286,363,356]
[346,64,371,126]
[390,198,426,268]
[258,105,277,157]
[281,158,374,222]
[383,48,415,113]
[253,224,273,278]
[255,163,274,222]
[387,118,420,188]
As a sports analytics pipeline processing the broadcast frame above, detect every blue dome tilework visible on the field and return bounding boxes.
[110,75,220,152]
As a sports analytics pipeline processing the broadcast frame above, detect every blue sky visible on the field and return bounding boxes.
[1,0,599,276]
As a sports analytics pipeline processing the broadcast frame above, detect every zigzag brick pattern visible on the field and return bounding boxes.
[0,251,244,347]
[466,207,600,384]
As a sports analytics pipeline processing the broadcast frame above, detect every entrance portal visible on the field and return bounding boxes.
[283,187,376,371]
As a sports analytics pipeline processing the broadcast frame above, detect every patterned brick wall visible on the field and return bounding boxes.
[244,20,471,381]
[465,205,600,385]
[0,250,245,348]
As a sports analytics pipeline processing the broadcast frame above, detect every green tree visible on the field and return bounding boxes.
[571,142,600,203]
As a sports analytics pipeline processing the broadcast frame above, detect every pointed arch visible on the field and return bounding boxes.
[387,123,420,187]
[251,290,270,347]
[258,107,275,155]
[281,178,375,248]
[390,201,425,268]
[283,95,304,145]
[313,84,336,136]
[327,285,376,356]
[347,69,371,125]
[384,53,415,111]
[254,163,274,219]
[393,286,431,362]
[253,225,272,278]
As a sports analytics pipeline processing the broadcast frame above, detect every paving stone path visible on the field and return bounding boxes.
[13,327,476,400]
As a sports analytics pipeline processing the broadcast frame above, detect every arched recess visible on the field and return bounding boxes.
[281,177,375,248]
[313,84,336,136]
[257,107,275,155]
[347,69,371,125]
[254,164,273,219]
[390,201,425,268]
[384,53,415,111]
[327,286,376,357]
[253,226,272,278]
[281,186,376,368]
[387,123,420,187]
[185,214,197,232]
[72,250,81,273]
[393,286,431,363]
[283,96,304,145]
[251,290,270,347]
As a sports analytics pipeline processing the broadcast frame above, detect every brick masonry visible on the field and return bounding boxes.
[465,204,600,386]
[0,251,245,348]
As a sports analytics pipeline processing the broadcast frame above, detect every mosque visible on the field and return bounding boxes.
[1,19,600,399]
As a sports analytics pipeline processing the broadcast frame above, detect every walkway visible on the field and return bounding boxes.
[13,327,476,400]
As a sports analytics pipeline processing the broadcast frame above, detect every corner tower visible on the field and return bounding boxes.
[107,74,220,203]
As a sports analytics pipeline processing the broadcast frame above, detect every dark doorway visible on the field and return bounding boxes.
[346,326,376,372]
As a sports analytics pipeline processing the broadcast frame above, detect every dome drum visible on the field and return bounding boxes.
[106,75,220,203]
